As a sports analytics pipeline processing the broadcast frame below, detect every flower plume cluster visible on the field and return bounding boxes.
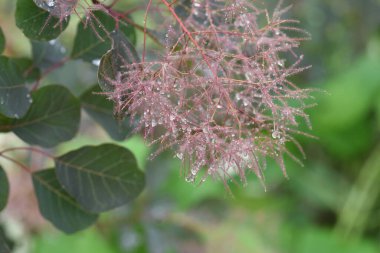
[105,0,313,186]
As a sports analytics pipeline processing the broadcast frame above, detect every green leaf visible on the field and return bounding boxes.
[15,0,70,41]
[80,85,132,140]
[9,85,80,147]
[98,30,139,93]
[32,169,98,234]
[0,56,32,118]
[32,0,78,18]
[0,26,5,54]
[72,11,136,62]
[10,58,41,83]
[312,56,380,131]
[174,0,192,20]
[31,40,66,69]
[0,228,13,253]
[97,50,115,93]
[375,92,380,130]
[55,144,145,212]
[0,114,12,133]
[0,166,9,212]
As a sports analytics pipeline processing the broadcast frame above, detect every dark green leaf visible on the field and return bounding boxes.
[10,58,41,83]
[0,114,12,133]
[98,30,139,93]
[0,56,32,118]
[32,0,78,18]
[174,0,192,20]
[32,169,98,234]
[72,11,136,62]
[55,144,145,212]
[31,40,66,69]
[97,50,115,93]
[0,166,9,212]
[80,85,132,140]
[0,27,5,54]
[15,0,70,41]
[11,85,80,147]
[0,226,13,253]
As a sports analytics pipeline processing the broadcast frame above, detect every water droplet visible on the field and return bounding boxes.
[185,175,195,183]
[272,130,281,139]
[33,0,77,17]
[92,59,101,66]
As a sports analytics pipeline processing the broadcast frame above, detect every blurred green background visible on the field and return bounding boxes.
[1,0,380,252]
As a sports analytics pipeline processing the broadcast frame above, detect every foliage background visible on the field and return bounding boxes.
[1,0,380,252]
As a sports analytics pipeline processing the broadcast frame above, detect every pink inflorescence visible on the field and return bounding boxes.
[109,0,313,185]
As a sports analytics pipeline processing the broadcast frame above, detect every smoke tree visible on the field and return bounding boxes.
[0,0,312,234]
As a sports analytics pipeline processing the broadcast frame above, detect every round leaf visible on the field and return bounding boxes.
[32,0,78,18]
[10,57,41,83]
[0,166,9,211]
[174,0,192,20]
[71,11,136,62]
[0,26,5,54]
[98,30,139,93]
[16,0,70,41]
[31,39,66,69]
[80,85,133,140]
[11,85,81,147]
[32,169,98,234]
[55,144,145,212]
[0,56,32,118]
[0,114,12,133]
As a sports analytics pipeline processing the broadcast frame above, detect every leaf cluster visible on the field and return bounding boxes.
[0,0,144,234]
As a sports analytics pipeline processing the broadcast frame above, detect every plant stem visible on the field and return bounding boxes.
[335,143,380,239]
[0,154,32,173]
